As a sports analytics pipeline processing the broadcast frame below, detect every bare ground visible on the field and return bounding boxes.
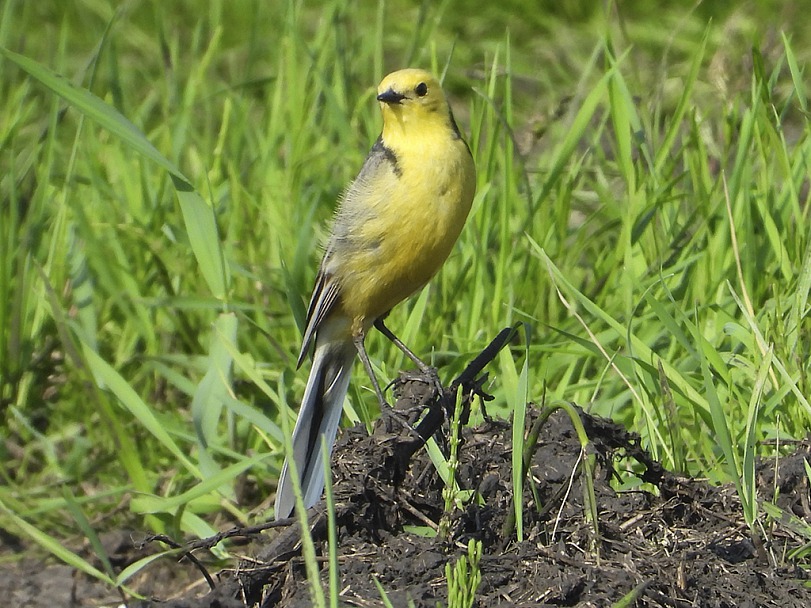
[2,374,810,607]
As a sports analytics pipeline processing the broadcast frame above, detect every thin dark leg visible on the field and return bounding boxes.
[374,318,431,372]
[374,318,444,399]
[353,330,420,436]
[352,331,389,409]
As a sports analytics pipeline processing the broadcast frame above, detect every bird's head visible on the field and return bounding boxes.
[376,69,453,138]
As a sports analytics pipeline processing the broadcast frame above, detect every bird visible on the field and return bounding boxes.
[274,68,476,520]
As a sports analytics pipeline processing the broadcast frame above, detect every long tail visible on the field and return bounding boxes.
[275,337,355,520]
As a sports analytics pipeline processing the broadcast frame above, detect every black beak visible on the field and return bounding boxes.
[377,88,406,104]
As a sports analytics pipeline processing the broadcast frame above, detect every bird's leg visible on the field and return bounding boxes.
[374,318,431,372]
[354,328,426,438]
[374,318,443,396]
[352,330,390,409]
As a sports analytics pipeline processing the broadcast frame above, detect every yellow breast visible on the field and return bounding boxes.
[331,131,475,333]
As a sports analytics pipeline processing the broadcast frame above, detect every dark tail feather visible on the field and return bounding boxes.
[275,339,354,520]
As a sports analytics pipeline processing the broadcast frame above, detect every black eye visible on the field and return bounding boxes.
[415,82,428,97]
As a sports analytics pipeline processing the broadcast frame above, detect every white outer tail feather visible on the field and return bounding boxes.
[274,338,355,520]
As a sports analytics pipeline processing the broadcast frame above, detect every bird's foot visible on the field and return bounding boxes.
[376,403,422,439]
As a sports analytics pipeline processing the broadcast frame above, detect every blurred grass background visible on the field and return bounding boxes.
[2,0,811,583]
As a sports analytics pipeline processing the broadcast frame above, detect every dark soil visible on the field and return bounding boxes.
[3,375,810,607]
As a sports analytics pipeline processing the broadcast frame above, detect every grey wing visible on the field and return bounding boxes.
[297,136,399,367]
[297,253,341,368]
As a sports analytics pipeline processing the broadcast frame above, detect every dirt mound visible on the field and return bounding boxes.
[230,403,809,607]
[153,375,809,607]
[3,379,809,607]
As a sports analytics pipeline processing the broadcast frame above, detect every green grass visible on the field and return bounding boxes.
[3,0,811,600]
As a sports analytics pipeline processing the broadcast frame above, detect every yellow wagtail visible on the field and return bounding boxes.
[274,68,476,520]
